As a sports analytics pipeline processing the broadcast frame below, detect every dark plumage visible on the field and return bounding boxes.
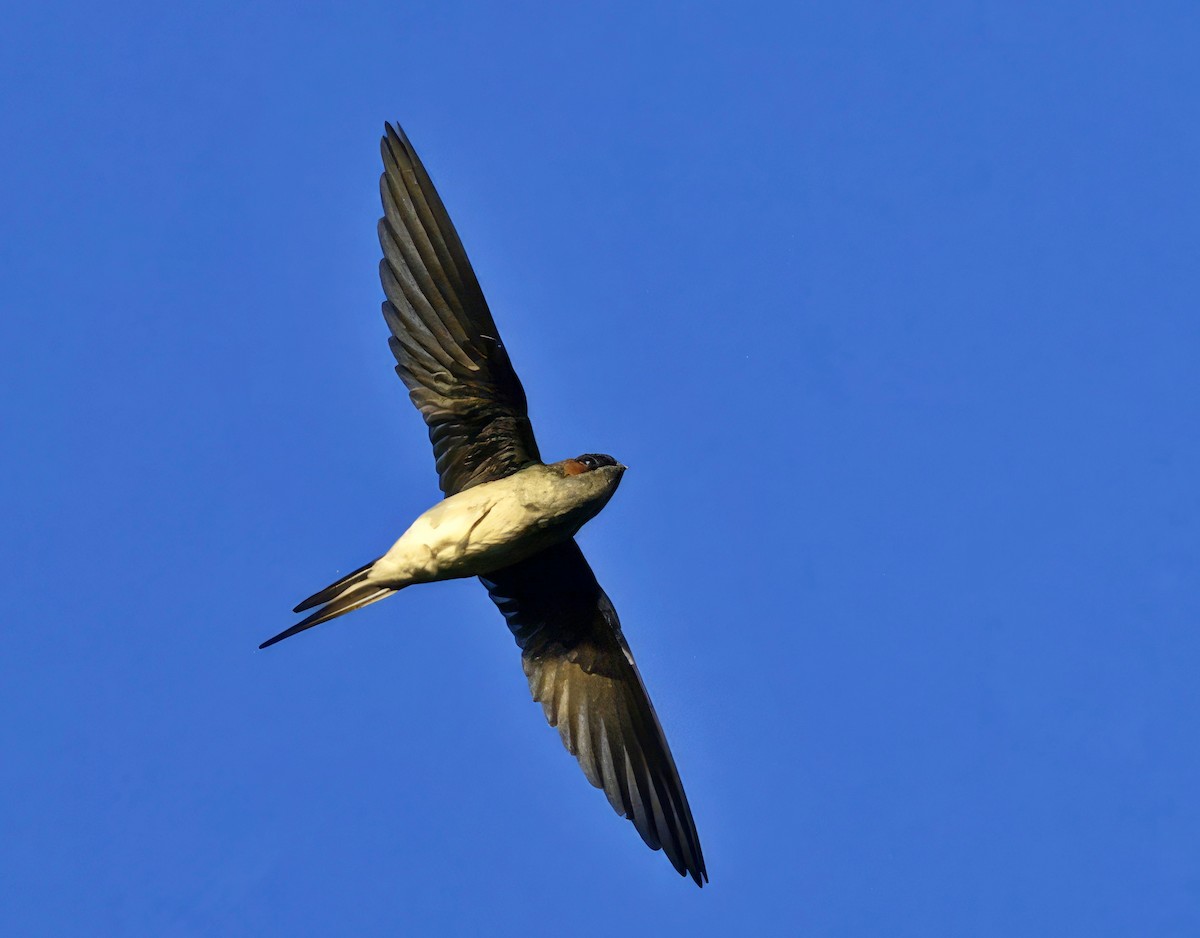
[378,124,540,496]
[482,540,706,883]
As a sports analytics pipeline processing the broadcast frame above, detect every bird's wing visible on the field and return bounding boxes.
[480,540,707,885]
[379,122,541,496]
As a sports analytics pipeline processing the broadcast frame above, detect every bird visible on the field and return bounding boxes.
[259,122,707,886]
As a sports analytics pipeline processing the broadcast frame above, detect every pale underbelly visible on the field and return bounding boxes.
[371,494,581,585]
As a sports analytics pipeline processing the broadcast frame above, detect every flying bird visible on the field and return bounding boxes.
[260,123,706,886]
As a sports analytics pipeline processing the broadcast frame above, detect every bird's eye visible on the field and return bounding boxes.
[579,455,599,470]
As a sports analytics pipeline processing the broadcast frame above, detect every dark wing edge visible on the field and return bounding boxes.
[481,540,708,886]
[379,122,541,495]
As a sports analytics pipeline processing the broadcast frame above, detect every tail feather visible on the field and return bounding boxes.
[293,557,379,612]
[261,578,396,650]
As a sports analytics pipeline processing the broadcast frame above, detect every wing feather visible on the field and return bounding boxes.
[481,541,707,885]
[378,122,541,495]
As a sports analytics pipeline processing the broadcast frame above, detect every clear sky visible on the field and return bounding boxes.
[2,2,1198,935]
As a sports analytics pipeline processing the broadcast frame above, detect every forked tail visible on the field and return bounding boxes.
[259,557,395,649]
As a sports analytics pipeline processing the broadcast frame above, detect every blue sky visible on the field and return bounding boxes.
[2,2,1198,935]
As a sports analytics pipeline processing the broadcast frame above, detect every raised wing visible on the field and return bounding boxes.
[379,122,541,495]
[481,541,707,885]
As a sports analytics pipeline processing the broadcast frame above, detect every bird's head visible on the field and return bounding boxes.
[562,453,626,475]
[561,458,628,482]
[554,452,627,499]
[539,454,626,533]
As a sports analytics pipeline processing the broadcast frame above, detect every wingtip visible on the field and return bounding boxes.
[383,121,410,149]
[381,122,415,174]
[675,853,707,887]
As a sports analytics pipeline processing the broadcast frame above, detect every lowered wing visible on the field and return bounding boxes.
[481,540,707,885]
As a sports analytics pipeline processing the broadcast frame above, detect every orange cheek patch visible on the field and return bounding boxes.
[563,459,588,476]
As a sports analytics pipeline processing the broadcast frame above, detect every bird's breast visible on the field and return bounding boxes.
[373,469,603,584]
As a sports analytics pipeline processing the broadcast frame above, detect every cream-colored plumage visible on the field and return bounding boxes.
[369,463,624,587]
[257,461,624,649]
